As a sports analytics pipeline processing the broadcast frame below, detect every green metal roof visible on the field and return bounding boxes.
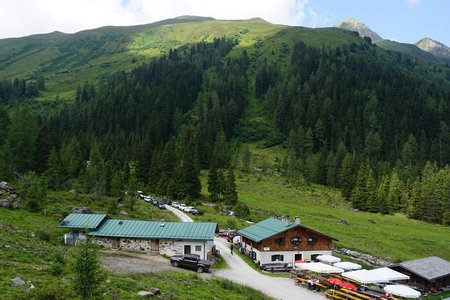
[89,220,217,240]
[58,213,108,230]
[238,217,337,242]
[238,218,297,242]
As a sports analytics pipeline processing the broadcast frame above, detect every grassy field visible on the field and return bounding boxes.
[194,144,450,263]
[0,195,270,299]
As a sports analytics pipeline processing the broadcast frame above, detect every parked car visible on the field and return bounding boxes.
[190,208,204,215]
[171,202,180,208]
[178,204,187,211]
[163,197,172,205]
[183,206,194,213]
[170,254,213,273]
[157,203,166,209]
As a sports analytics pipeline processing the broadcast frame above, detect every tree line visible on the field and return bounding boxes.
[258,40,450,224]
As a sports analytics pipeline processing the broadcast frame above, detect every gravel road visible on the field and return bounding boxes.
[168,205,326,300]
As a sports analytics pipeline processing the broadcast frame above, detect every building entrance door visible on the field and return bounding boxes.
[151,239,159,252]
[294,253,303,261]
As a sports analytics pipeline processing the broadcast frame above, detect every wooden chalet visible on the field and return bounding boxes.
[238,217,338,266]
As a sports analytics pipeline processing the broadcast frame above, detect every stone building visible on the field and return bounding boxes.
[58,213,217,260]
[238,217,337,266]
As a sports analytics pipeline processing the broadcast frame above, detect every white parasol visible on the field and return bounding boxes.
[384,285,421,298]
[316,255,341,264]
[333,261,362,271]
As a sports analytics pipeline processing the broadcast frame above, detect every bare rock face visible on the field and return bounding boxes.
[335,18,382,42]
[0,182,19,208]
[70,207,91,214]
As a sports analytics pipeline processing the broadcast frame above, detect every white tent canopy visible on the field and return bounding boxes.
[295,262,345,274]
[342,267,410,284]
[384,285,421,298]
[316,255,341,264]
[333,261,362,271]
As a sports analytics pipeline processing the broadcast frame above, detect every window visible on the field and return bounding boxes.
[290,236,301,245]
[271,254,284,262]
[275,237,285,245]
[311,254,321,261]
[195,245,202,252]
[307,236,317,245]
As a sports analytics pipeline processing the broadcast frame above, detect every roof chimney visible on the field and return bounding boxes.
[295,216,301,225]
[285,216,290,226]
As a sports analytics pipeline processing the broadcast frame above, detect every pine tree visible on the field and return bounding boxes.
[72,240,106,300]
[350,164,367,210]
[387,171,404,214]
[365,168,378,212]
[338,153,354,200]
[46,147,62,189]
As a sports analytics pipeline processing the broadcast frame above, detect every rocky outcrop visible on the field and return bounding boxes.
[0,182,19,208]
[335,248,391,267]
[335,18,382,42]
[70,207,91,214]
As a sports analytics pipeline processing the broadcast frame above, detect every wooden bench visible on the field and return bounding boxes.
[327,289,370,300]
[326,291,347,300]
[341,289,372,300]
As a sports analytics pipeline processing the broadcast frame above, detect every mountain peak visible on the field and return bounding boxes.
[416,37,450,60]
[335,18,382,42]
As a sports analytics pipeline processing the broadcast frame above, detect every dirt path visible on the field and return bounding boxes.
[101,250,176,274]
[168,205,326,300]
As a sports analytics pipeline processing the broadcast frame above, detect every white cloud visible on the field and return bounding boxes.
[406,0,421,5]
[0,0,310,39]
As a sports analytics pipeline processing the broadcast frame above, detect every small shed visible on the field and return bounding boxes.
[390,256,450,292]
[58,213,109,245]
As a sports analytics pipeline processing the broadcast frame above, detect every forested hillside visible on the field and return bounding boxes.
[0,18,449,225]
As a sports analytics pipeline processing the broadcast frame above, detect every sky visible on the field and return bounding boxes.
[0,0,449,46]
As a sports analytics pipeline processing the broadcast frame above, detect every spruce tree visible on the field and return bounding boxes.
[46,147,62,189]
[387,171,404,214]
[72,240,105,300]
[338,153,354,200]
[350,164,367,210]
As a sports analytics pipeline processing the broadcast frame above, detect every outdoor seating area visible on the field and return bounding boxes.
[292,258,424,299]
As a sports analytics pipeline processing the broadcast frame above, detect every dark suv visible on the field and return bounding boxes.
[170,254,213,273]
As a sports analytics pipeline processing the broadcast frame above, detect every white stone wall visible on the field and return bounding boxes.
[258,250,332,265]
[160,240,210,259]
[241,243,331,265]
[92,237,213,259]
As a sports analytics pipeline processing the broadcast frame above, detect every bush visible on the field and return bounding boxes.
[19,283,76,300]
[49,261,64,276]
[36,230,51,242]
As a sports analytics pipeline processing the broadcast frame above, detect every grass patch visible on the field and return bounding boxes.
[422,290,450,300]
[213,253,228,270]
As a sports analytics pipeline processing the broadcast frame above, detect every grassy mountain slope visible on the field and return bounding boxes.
[375,39,446,64]
[0,17,363,99]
